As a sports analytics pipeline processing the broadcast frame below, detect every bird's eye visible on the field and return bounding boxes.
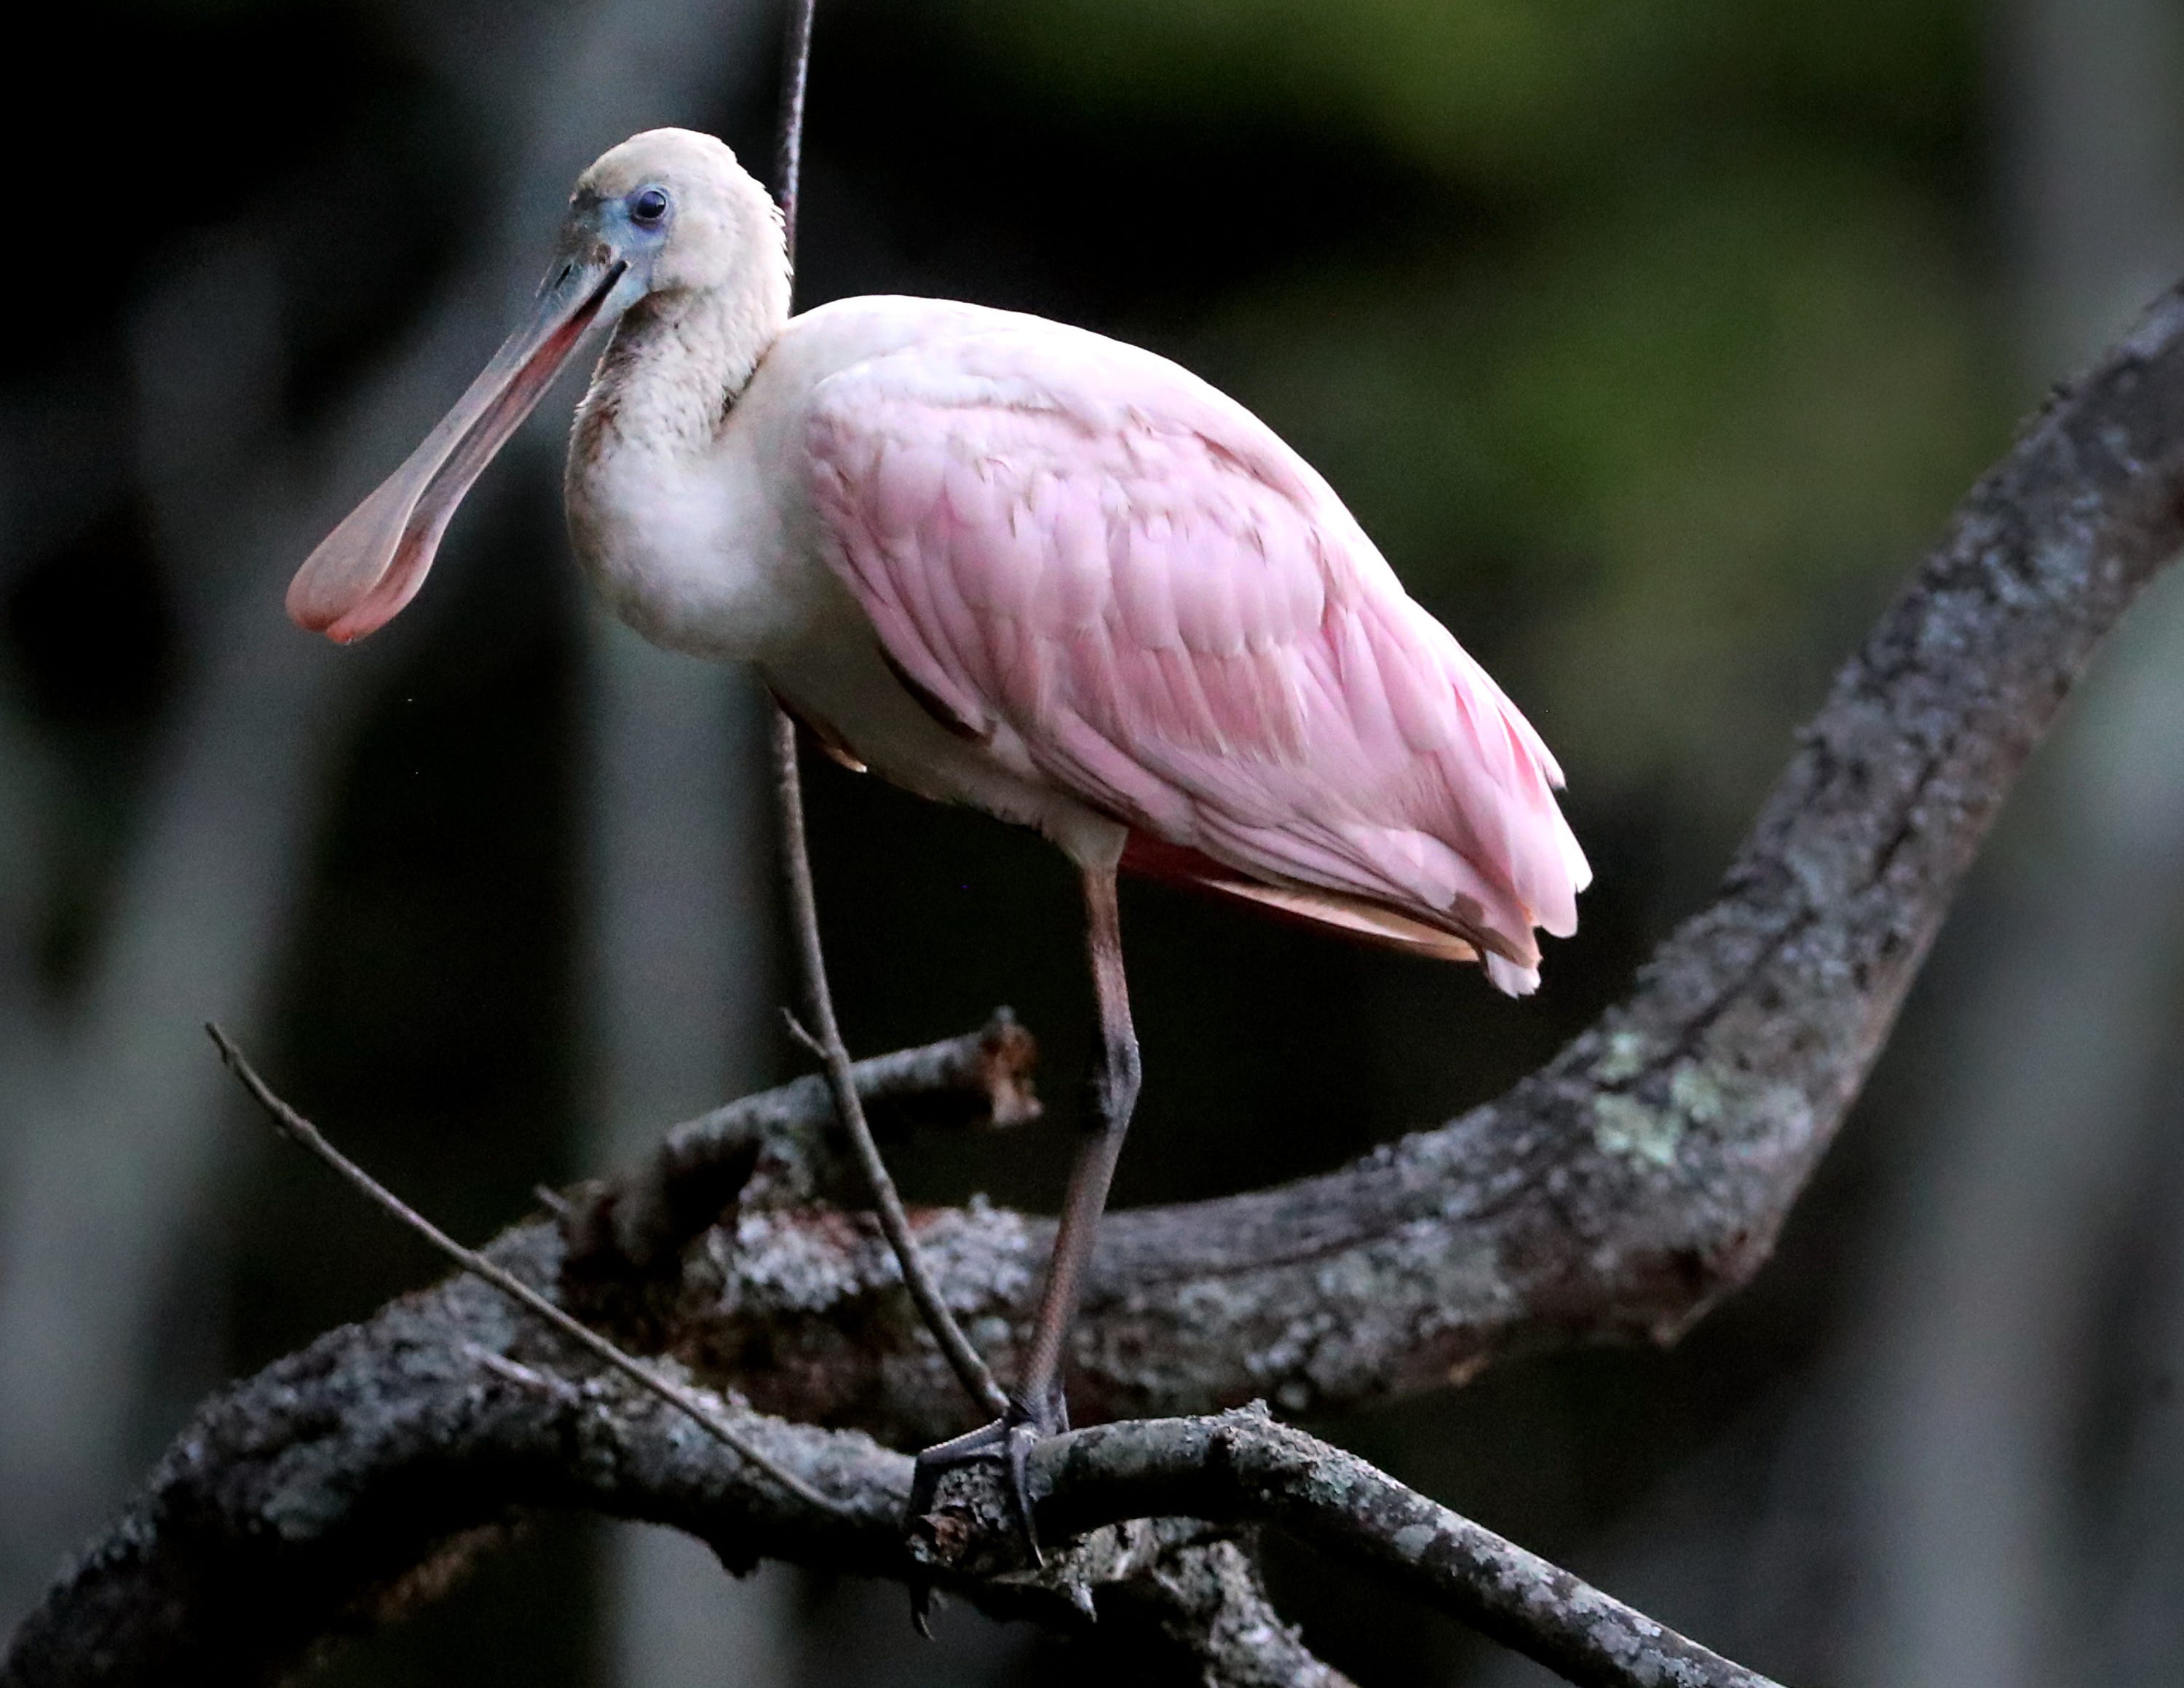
[630,186,670,226]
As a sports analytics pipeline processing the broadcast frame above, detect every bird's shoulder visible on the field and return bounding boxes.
[791,299,1419,641]
[795,300,1325,505]
[802,315,1377,660]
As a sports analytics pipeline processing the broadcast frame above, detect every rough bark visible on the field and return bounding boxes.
[13,276,2184,1684]
[0,1241,1367,1687]
[0,1246,1754,1688]
[1027,1411,1784,1688]
[563,1011,1040,1268]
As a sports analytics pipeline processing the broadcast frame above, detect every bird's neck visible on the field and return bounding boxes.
[574,277,787,460]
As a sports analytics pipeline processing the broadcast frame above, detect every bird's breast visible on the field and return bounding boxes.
[563,422,1067,831]
[565,430,799,664]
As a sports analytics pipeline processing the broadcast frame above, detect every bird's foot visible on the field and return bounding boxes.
[905,1389,1069,1633]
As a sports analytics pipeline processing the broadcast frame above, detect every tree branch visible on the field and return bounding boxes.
[0,1223,1351,1685]
[1027,1411,1783,1688]
[0,1220,1759,1688]
[1106,1534,1359,1688]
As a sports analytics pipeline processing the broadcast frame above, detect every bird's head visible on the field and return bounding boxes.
[572,127,788,305]
[285,128,783,644]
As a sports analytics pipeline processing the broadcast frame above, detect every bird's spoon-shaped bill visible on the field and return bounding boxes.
[286,254,629,644]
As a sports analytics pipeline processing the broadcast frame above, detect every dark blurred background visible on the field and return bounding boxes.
[4,0,2183,1683]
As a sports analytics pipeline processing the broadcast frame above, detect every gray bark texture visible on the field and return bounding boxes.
[11,273,2184,1685]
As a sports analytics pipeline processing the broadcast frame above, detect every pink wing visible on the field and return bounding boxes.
[804,322,1588,992]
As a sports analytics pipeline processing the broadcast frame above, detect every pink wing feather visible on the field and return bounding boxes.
[805,323,1588,993]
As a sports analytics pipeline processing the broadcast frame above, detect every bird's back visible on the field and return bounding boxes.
[786,298,1588,990]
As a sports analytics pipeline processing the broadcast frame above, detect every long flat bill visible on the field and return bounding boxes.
[287,256,625,643]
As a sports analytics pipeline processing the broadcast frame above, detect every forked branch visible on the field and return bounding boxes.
[9,1036,1763,1687]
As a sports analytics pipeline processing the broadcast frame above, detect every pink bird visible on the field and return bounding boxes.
[289,127,1588,1528]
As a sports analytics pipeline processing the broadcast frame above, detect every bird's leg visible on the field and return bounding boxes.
[1015,864,1140,1431]
[906,864,1140,1567]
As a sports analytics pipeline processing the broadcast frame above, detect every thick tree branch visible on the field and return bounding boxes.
[0,1231,1754,1688]
[1027,1412,1782,1688]
[0,1237,1319,1685]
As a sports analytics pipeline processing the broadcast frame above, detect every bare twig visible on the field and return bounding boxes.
[767,721,1011,1421]
[205,1024,847,1518]
[762,0,1010,1422]
[774,0,817,267]
[459,1342,578,1403]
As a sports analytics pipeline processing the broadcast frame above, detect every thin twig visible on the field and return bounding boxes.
[769,719,1010,1418]
[205,1023,849,1517]
[764,0,1010,1421]
[775,0,817,268]
[461,1341,578,1403]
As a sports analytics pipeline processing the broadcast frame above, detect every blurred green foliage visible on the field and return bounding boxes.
[943,0,1974,186]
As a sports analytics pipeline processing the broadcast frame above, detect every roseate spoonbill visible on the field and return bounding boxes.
[288,127,1588,1530]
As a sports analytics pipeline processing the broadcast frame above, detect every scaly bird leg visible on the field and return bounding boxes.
[1015,864,1140,1427]
[907,864,1141,1573]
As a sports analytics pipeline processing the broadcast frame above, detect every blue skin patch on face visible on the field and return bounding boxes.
[545,185,672,311]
